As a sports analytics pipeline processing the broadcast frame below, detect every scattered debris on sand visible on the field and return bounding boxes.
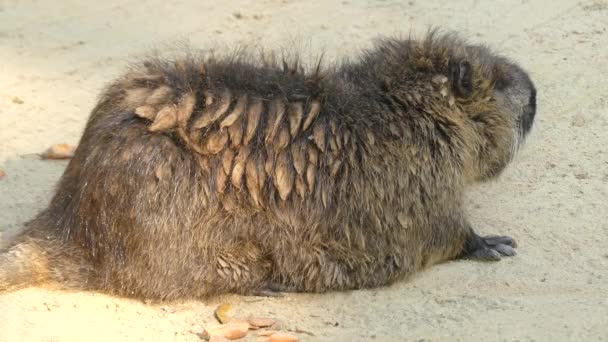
[40,144,76,159]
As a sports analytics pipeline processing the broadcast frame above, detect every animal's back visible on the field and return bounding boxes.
[0,32,532,299]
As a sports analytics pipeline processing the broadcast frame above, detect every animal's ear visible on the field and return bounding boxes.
[450,59,473,98]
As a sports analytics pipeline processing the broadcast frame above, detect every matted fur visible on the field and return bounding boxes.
[0,30,537,300]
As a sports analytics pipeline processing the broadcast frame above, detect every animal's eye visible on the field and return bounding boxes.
[494,77,512,90]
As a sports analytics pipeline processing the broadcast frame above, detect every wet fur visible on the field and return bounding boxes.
[0,31,536,300]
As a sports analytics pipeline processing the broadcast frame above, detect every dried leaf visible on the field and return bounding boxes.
[214,303,233,324]
[41,144,76,160]
[248,317,276,329]
[203,321,249,340]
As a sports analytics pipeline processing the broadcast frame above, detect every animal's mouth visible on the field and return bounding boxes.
[516,87,537,152]
[521,85,537,136]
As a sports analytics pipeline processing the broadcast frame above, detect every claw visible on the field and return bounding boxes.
[494,243,517,256]
[470,247,501,261]
[483,235,518,248]
[462,234,518,261]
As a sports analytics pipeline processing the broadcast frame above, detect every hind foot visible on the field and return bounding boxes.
[462,234,518,261]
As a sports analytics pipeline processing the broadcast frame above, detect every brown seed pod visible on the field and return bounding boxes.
[329,137,339,155]
[295,177,307,198]
[288,102,304,137]
[302,100,321,131]
[134,105,157,121]
[257,155,267,191]
[265,99,286,144]
[306,163,316,193]
[220,95,247,129]
[312,124,326,152]
[222,149,235,175]
[275,126,291,151]
[264,152,275,175]
[246,157,263,207]
[274,150,295,200]
[149,105,178,132]
[216,167,229,194]
[231,147,251,189]
[176,92,196,127]
[204,130,229,154]
[307,146,319,165]
[228,115,244,147]
[291,143,306,175]
[244,99,263,145]
[192,90,232,129]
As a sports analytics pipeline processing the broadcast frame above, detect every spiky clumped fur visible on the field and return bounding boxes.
[0,31,537,300]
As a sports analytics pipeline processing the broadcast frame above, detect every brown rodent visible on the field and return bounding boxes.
[0,30,537,300]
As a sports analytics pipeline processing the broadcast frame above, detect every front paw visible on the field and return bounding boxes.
[464,234,517,261]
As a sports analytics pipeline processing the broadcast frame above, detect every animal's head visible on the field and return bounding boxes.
[371,31,537,182]
[449,43,537,182]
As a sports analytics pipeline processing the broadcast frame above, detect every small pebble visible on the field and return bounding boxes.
[0,169,6,180]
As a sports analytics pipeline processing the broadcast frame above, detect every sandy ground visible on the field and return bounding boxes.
[0,0,607,341]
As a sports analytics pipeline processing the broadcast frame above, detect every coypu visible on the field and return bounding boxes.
[0,30,536,300]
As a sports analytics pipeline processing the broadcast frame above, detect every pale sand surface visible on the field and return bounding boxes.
[0,0,607,341]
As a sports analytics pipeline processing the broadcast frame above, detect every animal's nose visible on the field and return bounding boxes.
[522,87,537,135]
